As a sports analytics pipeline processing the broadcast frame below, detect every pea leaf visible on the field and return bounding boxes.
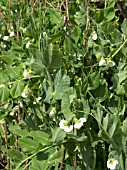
[10,80,24,98]
[0,85,10,102]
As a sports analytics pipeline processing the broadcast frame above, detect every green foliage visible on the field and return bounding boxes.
[0,0,127,170]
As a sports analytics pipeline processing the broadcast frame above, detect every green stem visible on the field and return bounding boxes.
[87,129,96,170]
[120,152,125,170]
[111,39,127,58]
[15,145,52,170]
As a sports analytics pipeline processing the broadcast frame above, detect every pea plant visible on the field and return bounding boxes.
[0,0,127,170]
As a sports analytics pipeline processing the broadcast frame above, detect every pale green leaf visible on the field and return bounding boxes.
[10,80,24,98]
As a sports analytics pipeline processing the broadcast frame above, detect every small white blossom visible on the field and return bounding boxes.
[3,36,9,41]
[4,103,9,109]
[19,102,23,108]
[21,86,30,98]
[1,42,6,48]
[59,120,73,133]
[23,70,32,79]
[107,60,115,67]
[107,159,118,170]
[99,59,107,66]
[74,118,87,129]
[49,107,56,117]
[92,32,97,40]
[10,31,15,37]
[0,84,5,88]
[37,97,42,101]
[10,112,15,116]
[26,41,31,48]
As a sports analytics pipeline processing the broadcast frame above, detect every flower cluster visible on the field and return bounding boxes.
[59,117,87,132]
[59,120,73,133]
[99,58,115,67]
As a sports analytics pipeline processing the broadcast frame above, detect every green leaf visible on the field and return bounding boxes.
[49,127,66,143]
[122,119,127,135]
[29,157,48,170]
[0,72,9,84]
[48,150,62,164]
[61,88,75,121]
[116,84,125,95]
[93,107,103,123]
[107,0,116,8]
[92,81,108,102]
[105,8,115,21]
[53,70,70,101]
[121,19,127,36]
[64,36,73,53]
[111,29,122,44]
[74,11,86,26]
[30,48,45,73]
[95,9,104,23]
[117,67,127,84]
[43,44,53,67]
[6,66,22,79]
[88,72,100,90]
[49,47,63,69]
[9,124,29,137]
[49,8,61,24]
[18,138,39,153]
[10,80,24,98]
[8,149,23,162]
[73,26,81,44]
[49,31,62,43]
[0,53,15,65]
[0,85,10,102]
[29,131,50,146]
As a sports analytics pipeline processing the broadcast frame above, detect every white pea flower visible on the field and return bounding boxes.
[92,32,97,40]
[26,41,31,49]
[33,97,42,104]
[0,84,5,88]
[21,86,30,98]
[99,59,107,66]
[49,107,56,117]
[10,112,15,116]
[23,70,32,79]
[74,118,87,129]
[36,97,42,102]
[59,120,73,133]
[10,31,15,37]
[3,36,9,41]
[1,42,6,48]
[19,102,23,108]
[107,158,118,170]
[107,60,115,67]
